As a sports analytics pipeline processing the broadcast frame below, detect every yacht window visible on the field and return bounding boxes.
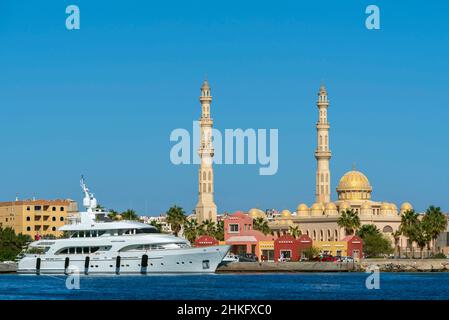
[76,247,82,254]
[90,247,100,253]
[69,248,75,254]
[136,228,159,234]
[59,249,68,254]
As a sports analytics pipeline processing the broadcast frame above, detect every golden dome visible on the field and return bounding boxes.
[280,209,292,218]
[381,202,390,210]
[325,202,337,210]
[390,203,398,211]
[337,170,372,190]
[248,208,265,219]
[297,203,308,211]
[336,170,372,201]
[311,203,324,216]
[400,202,413,212]
[339,201,350,211]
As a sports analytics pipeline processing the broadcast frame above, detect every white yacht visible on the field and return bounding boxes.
[17,177,230,275]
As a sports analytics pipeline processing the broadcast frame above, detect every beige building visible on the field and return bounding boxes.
[264,85,413,250]
[195,80,218,223]
[0,199,78,238]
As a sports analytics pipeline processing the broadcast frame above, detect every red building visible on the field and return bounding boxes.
[342,235,363,259]
[274,234,313,262]
[194,235,219,247]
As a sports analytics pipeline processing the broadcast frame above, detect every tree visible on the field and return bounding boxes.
[0,227,32,261]
[182,219,198,243]
[362,233,394,258]
[302,246,319,260]
[337,209,361,236]
[149,220,163,233]
[166,205,186,237]
[253,217,272,235]
[122,209,139,221]
[412,220,431,259]
[199,219,216,236]
[392,229,402,258]
[107,209,120,220]
[422,205,447,255]
[400,210,419,258]
[214,220,224,241]
[356,224,380,238]
[288,225,301,238]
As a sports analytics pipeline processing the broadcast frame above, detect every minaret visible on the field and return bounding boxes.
[195,80,217,223]
[315,85,331,203]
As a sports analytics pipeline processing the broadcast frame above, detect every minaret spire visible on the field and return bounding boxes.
[315,85,331,203]
[195,79,217,223]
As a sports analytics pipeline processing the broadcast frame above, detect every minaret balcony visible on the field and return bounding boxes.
[315,150,331,159]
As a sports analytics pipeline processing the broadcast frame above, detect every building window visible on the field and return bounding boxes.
[26,206,30,211]
[35,206,41,211]
[52,227,56,231]
[52,217,56,222]
[229,224,239,233]
[60,217,64,222]
[26,216,31,221]
[60,207,65,211]
[52,207,56,211]
[26,226,31,231]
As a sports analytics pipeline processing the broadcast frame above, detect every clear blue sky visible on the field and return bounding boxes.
[0,0,448,215]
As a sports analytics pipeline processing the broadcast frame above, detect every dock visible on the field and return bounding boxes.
[0,262,17,274]
[217,261,359,273]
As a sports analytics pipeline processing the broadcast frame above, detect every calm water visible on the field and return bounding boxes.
[1,273,449,300]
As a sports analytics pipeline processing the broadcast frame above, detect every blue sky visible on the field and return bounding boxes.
[0,1,448,215]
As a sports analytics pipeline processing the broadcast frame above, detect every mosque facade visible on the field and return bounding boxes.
[260,85,414,248]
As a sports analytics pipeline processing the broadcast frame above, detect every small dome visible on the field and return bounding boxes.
[390,203,398,211]
[325,202,337,210]
[248,208,265,219]
[281,209,292,218]
[339,201,350,211]
[297,203,308,211]
[311,203,324,216]
[381,202,390,210]
[201,79,210,89]
[401,202,413,211]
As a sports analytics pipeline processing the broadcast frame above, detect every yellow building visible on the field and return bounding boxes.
[0,199,78,238]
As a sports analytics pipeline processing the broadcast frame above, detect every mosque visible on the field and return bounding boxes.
[192,80,413,250]
[249,85,413,247]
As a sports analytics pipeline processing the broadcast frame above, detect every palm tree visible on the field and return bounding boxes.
[392,229,402,258]
[413,222,431,259]
[182,219,199,243]
[356,224,379,238]
[422,205,447,255]
[400,209,419,258]
[199,219,216,236]
[122,209,138,221]
[288,225,301,238]
[337,209,361,236]
[214,220,224,241]
[107,209,119,220]
[149,220,163,233]
[166,205,186,237]
[253,217,272,235]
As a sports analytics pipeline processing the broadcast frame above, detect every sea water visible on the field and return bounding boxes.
[1,273,449,300]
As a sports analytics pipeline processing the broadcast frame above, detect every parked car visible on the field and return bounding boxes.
[337,256,354,263]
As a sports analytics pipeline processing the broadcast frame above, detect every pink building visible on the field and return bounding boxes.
[224,211,275,258]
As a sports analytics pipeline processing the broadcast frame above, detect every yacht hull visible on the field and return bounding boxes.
[18,245,230,275]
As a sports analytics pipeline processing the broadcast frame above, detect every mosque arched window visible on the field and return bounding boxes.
[203,183,206,192]
[208,184,211,193]
[320,230,324,241]
[313,230,316,240]
[203,172,206,180]
[208,171,211,181]
[334,230,338,240]
[327,230,331,241]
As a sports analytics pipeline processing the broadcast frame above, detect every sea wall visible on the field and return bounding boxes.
[360,259,449,272]
[217,261,358,273]
[0,262,17,273]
